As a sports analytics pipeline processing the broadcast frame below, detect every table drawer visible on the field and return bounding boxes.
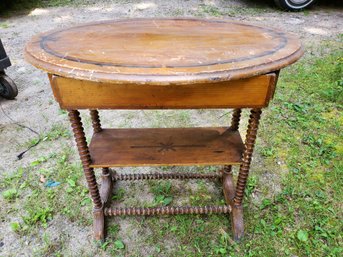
[50,73,276,109]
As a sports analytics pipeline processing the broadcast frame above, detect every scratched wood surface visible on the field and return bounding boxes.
[89,127,244,167]
[25,18,303,85]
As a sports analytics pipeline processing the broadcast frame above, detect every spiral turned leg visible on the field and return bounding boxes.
[223,109,242,201]
[230,108,242,131]
[69,110,104,241]
[223,108,242,195]
[223,108,242,199]
[231,108,262,241]
[221,108,243,240]
[90,109,102,133]
[89,110,114,207]
[234,109,262,205]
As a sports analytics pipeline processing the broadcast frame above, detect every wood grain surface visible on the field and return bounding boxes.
[25,18,303,85]
[88,127,244,167]
[50,73,276,109]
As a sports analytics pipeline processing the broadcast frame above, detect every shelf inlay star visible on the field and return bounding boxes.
[131,142,206,152]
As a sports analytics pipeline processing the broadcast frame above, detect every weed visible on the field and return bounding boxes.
[245,176,257,198]
[30,153,57,167]
[114,240,125,249]
[261,147,276,157]
[10,222,21,232]
[23,123,70,148]
[42,123,71,141]
[199,5,222,17]
[2,188,18,201]
[108,224,120,236]
[112,188,125,201]
[23,206,53,228]
[151,181,173,206]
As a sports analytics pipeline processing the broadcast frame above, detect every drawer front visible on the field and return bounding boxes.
[50,73,276,109]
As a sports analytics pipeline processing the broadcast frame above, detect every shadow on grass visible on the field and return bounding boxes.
[0,0,73,17]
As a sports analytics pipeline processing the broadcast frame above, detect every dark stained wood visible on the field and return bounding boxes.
[93,207,104,241]
[230,109,242,131]
[104,205,231,216]
[222,166,235,205]
[50,74,276,109]
[112,172,222,180]
[231,205,244,241]
[99,168,113,207]
[234,109,262,206]
[90,109,102,133]
[222,166,244,240]
[25,18,303,85]
[89,127,244,167]
[68,110,103,209]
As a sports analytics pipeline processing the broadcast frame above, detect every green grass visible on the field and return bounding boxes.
[244,48,342,257]
[23,123,70,148]
[0,148,92,236]
[102,45,342,256]
[0,40,342,256]
[195,4,269,18]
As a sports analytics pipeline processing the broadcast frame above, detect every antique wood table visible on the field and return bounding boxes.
[25,18,303,241]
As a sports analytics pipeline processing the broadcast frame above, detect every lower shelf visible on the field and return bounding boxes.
[89,127,244,168]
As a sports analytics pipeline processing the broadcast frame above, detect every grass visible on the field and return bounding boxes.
[0,0,273,17]
[23,123,70,148]
[102,43,342,256]
[0,148,92,237]
[0,18,342,256]
[1,47,342,256]
[195,3,270,17]
[246,48,342,256]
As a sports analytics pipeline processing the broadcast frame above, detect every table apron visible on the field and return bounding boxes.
[50,73,276,109]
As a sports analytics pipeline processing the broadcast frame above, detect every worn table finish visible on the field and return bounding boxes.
[25,18,303,241]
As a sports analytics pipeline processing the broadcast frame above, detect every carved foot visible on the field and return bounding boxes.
[100,168,114,206]
[222,166,244,241]
[93,207,105,241]
[231,205,244,241]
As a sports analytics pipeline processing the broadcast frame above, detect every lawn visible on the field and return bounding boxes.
[0,1,342,256]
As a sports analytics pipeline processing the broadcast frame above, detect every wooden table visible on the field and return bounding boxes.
[25,18,303,241]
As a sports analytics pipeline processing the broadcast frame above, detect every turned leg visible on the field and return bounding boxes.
[223,109,241,179]
[231,108,262,241]
[230,108,242,131]
[69,110,104,241]
[222,109,243,240]
[90,110,114,206]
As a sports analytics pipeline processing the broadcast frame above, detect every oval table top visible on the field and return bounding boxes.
[25,18,303,85]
